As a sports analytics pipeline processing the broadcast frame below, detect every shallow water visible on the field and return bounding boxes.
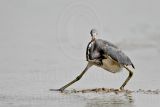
[0,0,160,107]
[0,90,160,107]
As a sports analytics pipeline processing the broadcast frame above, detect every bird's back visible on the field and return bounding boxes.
[87,39,134,71]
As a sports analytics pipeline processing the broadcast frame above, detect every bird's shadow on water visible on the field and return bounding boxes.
[51,88,160,107]
[60,89,134,107]
[85,93,134,107]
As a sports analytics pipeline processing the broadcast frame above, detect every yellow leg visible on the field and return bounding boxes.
[120,66,133,90]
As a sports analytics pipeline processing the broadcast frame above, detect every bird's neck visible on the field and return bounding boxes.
[91,35,96,41]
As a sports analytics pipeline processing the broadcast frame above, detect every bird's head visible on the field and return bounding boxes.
[90,29,98,41]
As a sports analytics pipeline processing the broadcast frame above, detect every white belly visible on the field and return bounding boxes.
[99,57,122,73]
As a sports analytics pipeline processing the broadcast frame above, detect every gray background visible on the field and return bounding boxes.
[0,0,160,107]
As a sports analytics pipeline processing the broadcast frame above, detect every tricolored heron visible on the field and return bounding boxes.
[55,29,135,92]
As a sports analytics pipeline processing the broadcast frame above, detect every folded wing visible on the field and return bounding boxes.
[103,41,135,68]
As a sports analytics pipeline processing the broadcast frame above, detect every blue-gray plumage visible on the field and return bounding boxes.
[87,39,134,68]
[86,29,134,90]
[55,29,135,92]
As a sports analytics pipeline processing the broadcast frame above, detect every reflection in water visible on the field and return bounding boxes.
[85,93,134,107]
[59,89,160,107]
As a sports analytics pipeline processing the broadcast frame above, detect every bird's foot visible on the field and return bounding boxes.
[49,88,64,92]
[119,86,124,91]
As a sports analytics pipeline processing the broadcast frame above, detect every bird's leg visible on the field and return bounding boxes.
[57,63,93,92]
[120,66,133,90]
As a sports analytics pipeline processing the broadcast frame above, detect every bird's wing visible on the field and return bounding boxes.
[105,41,118,49]
[96,39,118,49]
[103,44,135,68]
